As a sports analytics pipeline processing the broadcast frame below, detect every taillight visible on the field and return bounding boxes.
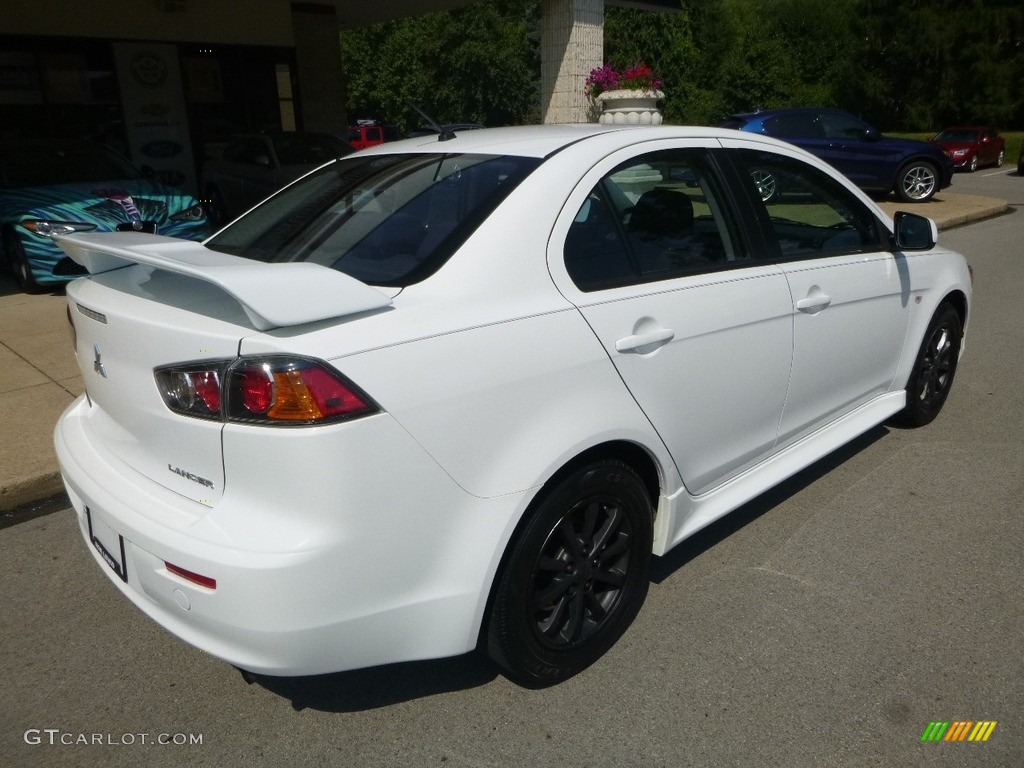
[235,364,274,414]
[155,356,378,426]
[155,366,224,420]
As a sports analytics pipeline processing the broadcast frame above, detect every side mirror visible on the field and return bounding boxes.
[862,127,881,142]
[893,211,937,250]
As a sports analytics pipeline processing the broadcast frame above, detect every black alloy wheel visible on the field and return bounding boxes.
[894,302,962,427]
[487,460,653,687]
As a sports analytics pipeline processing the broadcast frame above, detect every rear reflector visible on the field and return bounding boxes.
[165,562,217,590]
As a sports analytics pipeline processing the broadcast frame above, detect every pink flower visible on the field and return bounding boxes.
[585,62,662,99]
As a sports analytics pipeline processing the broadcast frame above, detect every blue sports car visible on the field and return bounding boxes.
[1,139,208,292]
[721,108,954,203]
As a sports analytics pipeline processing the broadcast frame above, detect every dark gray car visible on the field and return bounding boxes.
[201,132,352,226]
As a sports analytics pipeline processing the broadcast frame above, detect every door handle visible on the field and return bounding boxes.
[615,327,675,353]
[796,294,831,313]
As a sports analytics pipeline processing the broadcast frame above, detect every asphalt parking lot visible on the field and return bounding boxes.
[2,172,1022,767]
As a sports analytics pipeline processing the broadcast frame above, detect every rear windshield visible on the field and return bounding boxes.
[206,152,540,287]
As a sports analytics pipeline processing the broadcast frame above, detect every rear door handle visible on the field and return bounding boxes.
[615,327,675,353]
[796,293,831,313]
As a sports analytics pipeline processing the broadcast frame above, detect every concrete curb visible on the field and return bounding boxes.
[0,472,65,513]
[878,193,1009,230]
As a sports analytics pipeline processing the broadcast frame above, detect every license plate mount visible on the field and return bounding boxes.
[85,506,128,583]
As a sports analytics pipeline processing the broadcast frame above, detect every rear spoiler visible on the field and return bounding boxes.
[56,232,392,331]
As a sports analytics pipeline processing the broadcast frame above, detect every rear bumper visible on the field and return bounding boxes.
[54,396,525,675]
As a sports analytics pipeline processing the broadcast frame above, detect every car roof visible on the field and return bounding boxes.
[730,107,855,120]
[357,124,770,159]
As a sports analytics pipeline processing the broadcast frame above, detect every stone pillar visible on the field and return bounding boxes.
[291,2,347,133]
[541,0,604,124]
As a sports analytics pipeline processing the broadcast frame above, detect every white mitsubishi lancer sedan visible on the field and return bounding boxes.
[54,125,971,688]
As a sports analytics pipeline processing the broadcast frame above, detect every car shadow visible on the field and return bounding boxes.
[241,652,499,712]
[246,425,889,711]
[0,270,65,298]
[650,425,889,583]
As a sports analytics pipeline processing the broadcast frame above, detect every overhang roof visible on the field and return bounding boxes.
[335,0,680,30]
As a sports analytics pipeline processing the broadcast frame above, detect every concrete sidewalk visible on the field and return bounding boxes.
[0,191,1008,514]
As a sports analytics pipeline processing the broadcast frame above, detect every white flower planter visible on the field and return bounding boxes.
[596,89,665,125]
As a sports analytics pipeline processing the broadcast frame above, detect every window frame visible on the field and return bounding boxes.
[719,147,891,264]
[562,147,758,293]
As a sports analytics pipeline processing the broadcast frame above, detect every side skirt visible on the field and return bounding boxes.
[652,391,905,556]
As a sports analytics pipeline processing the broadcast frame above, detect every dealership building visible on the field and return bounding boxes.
[2,0,673,194]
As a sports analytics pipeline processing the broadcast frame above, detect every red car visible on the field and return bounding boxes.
[930,126,1006,172]
[347,122,386,150]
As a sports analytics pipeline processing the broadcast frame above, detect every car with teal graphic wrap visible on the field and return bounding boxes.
[1,139,208,292]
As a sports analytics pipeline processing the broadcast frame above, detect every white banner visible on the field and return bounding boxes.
[113,42,197,196]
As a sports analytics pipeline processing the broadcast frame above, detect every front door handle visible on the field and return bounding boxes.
[615,327,675,353]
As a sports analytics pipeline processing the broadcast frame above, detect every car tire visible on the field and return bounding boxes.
[996,150,1004,167]
[892,302,962,427]
[486,459,653,687]
[3,229,43,294]
[894,160,939,202]
[968,154,978,173]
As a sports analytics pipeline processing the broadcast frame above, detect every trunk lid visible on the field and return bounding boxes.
[59,232,394,506]
[67,270,246,505]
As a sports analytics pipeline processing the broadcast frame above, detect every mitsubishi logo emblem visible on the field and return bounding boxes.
[93,343,108,378]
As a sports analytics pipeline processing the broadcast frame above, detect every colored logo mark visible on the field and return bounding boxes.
[921,721,997,742]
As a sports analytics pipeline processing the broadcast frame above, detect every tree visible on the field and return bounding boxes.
[845,0,1024,129]
[339,0,1024,134]
[340,0,539,131]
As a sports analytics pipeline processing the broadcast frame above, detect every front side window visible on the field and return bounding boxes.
[223,138,271,166]
[732,149,884,259]
[206,152,540,287]
[565,150,747,292]
[820,113,872,141]
[271,134,350,165]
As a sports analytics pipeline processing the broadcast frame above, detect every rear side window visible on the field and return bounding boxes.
[206,152,540,287]
[565,149,748,292]
[731,149,885,259]
[764,113,823,139]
